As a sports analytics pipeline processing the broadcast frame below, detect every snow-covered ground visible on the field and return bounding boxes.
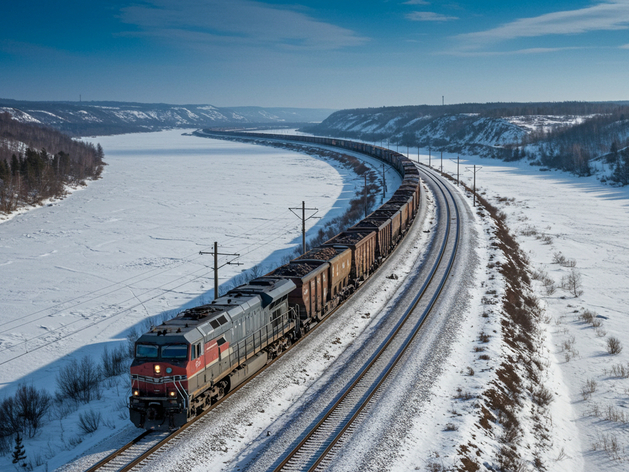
[407,146,629,470]
[0,129,401,470]
[3,128,627,471]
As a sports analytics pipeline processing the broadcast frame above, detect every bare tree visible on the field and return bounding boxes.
[56,356,101,403]
[562,268,584,297]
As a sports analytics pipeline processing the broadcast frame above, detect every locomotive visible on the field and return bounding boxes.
[129,132,422,430]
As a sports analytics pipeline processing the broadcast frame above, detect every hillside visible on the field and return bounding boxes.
[0,112,104,215]
[303,102,629,182]
[0,99,335,136]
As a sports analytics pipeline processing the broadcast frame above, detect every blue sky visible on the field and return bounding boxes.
[1,1,628,108]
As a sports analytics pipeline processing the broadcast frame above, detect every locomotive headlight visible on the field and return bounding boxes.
[169,391,176,397]
[166,367,172,374]
[133,390,140,396]
[154,364,161,374]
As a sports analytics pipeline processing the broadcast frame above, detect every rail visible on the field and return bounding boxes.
[267,166,460,471]
[86,134,424,471]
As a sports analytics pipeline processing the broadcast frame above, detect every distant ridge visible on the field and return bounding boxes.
[0,99,336,136]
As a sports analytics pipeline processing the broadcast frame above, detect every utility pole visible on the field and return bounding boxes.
[289,201,319,255]
[440,151,443,174]
[457,154,460,185]
[407,145,409,158]
[448,154,460,185]
[417,146,420,163]
[199,242,242,300]
[382,163,387,203]
[429,144,431,168]
[364,174,368,217]
[465,165,482,207]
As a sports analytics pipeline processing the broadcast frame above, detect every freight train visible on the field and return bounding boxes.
[129,132,422,430]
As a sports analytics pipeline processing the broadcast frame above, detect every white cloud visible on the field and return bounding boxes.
[406,11,458,22]
[403,0,430,5]
[457,1,629,48]
[445,46,584,57]
[621,43,629,48]
[119,0,367,51]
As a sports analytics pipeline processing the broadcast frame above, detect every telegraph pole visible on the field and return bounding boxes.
[289,201,319,255]
[364,174,368,217]
[457,154,460,185]
[449,155,460,185]
[465,165,482,207]
[382,163,387,203]
[199,242,242,300]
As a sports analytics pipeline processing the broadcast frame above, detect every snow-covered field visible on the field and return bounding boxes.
[0,129,401,470]
[412,147,629,470]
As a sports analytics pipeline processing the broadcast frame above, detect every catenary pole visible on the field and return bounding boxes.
[199,242,241,300]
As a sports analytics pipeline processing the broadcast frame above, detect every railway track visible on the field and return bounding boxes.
[85,150,456,472]
[256,165,460,472]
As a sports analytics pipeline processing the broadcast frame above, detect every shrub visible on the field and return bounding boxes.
[579,310,595,324]
[607,337,623,355]
[532,386,554,407]
[0,384,51,440]
[101,344,127,378]
[126,328,139,358]
[561,269,583,297]
[14,384,51,438]
[78,409,101,434]
[581,379,597,400]
[56,356,101,403]
[552,252,566,265]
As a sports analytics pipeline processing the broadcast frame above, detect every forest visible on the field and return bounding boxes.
[0,112,105,214]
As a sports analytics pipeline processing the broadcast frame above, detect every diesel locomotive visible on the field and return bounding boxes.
[129,132,422,430]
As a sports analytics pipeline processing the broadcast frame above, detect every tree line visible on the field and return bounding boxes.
[0,112,105,213]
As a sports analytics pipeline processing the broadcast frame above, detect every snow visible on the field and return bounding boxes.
[3,128,626,471]
[394,146,629,469]
[0,129,401,471]
[506,115,596,134]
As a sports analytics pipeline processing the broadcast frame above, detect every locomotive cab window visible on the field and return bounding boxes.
[192,343,202,359]
[135,344,158,359]
[161,344,188,359]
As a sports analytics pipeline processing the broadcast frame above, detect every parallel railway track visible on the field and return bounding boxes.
[262,165,460,471]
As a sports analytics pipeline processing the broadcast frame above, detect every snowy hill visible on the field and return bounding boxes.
[0,99,335,136]
[303,102,629,165]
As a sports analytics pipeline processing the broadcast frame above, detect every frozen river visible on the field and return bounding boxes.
[0,129,401,394]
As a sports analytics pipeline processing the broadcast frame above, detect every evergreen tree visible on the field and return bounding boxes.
[11,432,26,468]
[608,141,619,164]
[96,143,104,161]
[11,154,19,177]
[612,148,629,185]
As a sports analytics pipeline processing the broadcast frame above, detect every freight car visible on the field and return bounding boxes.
[129,132,423,430]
